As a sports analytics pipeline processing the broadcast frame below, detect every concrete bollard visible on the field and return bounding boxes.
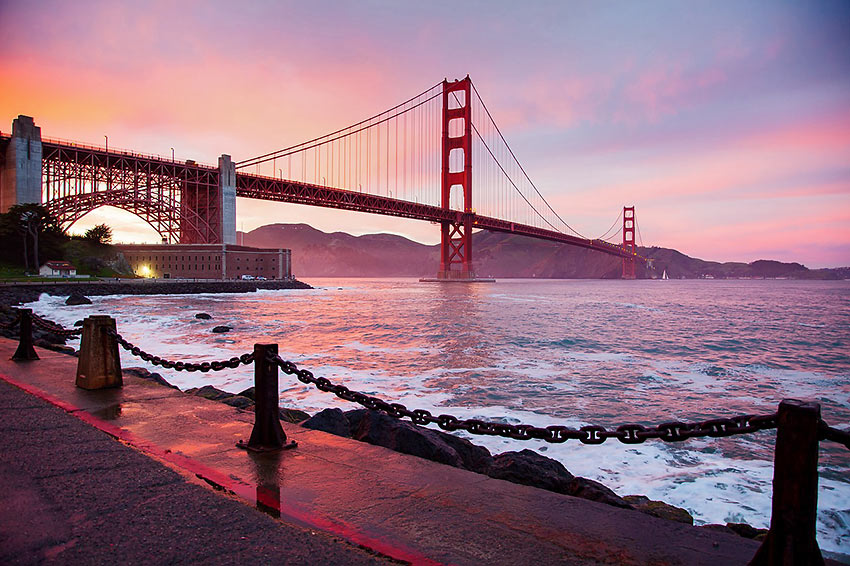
[75,315,123,390]
[238,343,297,452]
[11,309,39,361]
[749,399,824,566]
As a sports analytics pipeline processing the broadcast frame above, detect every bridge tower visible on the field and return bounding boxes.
[1,115,43,213]
[622,206,636,279]
[437,76,476,280]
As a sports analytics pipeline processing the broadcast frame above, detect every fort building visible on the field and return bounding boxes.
[119,244,291,280]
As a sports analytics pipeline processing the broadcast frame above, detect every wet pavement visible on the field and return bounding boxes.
[0,338,766,565]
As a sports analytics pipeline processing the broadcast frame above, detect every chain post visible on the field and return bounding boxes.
[238,344,296,452]
[75,315,123,390]
[750,399,824,566]
[11,308,39,361]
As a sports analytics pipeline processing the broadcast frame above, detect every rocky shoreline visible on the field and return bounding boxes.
[0,279,312,306]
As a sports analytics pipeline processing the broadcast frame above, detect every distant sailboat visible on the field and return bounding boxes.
[662,269,669,280]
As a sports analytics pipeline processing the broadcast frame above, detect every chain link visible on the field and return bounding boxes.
[30,313,83,337]
[270,354,780,445]
[819,420,850,450]
[108,328,254,372]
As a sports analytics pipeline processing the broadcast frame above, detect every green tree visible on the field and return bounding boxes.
[0,204,65,271]
[84,223,113,245]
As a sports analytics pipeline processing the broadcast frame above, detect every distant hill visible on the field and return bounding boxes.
[240,223,849,280]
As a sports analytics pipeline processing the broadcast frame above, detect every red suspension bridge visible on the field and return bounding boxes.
[0,76,646,279]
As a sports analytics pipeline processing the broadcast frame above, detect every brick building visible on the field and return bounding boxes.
[119,244,291,280]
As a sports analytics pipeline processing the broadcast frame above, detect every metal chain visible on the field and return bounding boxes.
[107,328,254,372]
[820,421,850,450]
[30,313,83,336]
[270,354,779,445]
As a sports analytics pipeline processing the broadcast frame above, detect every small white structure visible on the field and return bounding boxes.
[39,261,77,278]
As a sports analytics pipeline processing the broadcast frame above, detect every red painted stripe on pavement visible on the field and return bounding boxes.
[0,371,443,566]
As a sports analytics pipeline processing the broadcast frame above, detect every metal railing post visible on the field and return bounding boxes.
[75,315,123,390]
[238,343,296,452]
[750,399,824,565]
[12,308,39,361]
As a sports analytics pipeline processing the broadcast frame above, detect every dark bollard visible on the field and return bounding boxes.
[237,344,297,452]
[750,399,824,566]
[11,309,39,361]
[75,315,123,390]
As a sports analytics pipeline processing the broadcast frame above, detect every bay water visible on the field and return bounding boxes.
[31,278,850,555]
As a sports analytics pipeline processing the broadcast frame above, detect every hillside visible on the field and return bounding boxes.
[240,223,848,280]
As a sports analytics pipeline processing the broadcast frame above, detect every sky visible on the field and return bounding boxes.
[1,0,848,267]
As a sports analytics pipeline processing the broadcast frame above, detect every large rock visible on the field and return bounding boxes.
[345,409,494,473]
[194,313,212,320]
[726,522,768,540]
[65,293,92,305]
[220,395,254,410]
[487,449,632,509]
[303,408,352,437]
[186,384,233,401]
[623,495,693,524]
[123,367,178,389]
[211,325,231,333]
[280,408,311,423]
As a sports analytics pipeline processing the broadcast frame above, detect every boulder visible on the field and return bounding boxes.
[566,477,633,509]
[488,449,632,509]
[211,325,232,333]
[726,522,769,540]
[65,293,92,305]
[487,449,575,492]
[220,396,254,410]
[73,320,83,327]
[623,495,693,524]
[194,313,212,320]
[33,330,66,346]
[123,367,178,389]
[186,384,233,401]
[303,408,353,437]
[37,342,76,356]
[280,408,311,423]
[345,409,494,473]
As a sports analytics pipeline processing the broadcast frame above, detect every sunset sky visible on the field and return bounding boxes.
[1,0,848,267]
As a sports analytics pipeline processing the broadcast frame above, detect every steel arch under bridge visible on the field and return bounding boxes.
[41,141,222,244]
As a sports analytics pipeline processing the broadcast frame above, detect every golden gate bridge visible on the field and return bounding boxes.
[0,76,646,279]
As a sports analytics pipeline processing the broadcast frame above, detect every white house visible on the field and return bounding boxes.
[39,261,77,278]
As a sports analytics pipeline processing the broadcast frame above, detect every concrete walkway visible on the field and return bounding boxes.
[0,338,766,565]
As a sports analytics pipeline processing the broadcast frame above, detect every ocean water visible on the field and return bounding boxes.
[31,278,850,556]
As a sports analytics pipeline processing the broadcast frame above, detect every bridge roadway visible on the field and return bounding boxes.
[0,338,766,565]
[1,135,637,261]
[236,173,637,260]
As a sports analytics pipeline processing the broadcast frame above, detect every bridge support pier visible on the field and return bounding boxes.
[1,115,42,213]
[219,154,236,245]
[179,154,236,244]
